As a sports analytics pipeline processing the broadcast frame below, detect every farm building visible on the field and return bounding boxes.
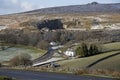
[64,48,75,57]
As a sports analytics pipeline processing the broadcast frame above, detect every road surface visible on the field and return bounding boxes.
[33,49,54,64]
[0,69,115,80]
[32,46,63,66]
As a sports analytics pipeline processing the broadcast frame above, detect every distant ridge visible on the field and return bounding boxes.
[23,2,120,15]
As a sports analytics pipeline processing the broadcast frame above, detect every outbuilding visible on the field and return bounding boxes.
[64,48,75,57]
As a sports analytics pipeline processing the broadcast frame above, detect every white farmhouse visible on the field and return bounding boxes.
[64,48,75,57]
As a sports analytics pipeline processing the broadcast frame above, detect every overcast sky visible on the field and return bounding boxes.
[0,0,120,15]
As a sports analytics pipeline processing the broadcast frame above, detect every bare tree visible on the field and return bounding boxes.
[10,53,32,66]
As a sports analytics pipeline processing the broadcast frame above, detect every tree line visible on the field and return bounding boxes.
[0,29,120,50]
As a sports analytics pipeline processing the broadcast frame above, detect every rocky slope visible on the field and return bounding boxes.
[23,2,120,15]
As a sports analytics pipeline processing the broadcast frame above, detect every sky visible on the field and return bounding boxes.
[0,0,120,15]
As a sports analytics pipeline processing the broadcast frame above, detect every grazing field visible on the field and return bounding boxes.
[0,45,46,62]
[102,42,120,51]
[90,52,120,70]
[58,42,120,71]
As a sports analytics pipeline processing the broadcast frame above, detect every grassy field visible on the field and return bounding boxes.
[102,42,120,51]
[58,42,120,71]
[0,44,46,62]
[90,52,120,70]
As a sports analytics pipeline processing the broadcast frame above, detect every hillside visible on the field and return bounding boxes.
[0,2,120,30]
[23,2,120,15]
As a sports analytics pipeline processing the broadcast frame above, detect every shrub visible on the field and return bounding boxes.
[0,76,15,80]
[10,53,32,66]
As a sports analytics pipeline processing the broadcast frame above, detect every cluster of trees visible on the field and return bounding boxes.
[0,29,48,50]
[19,19,63,30]
[0,29,120,50]
[10,53,32,66]
[75,42,101,57]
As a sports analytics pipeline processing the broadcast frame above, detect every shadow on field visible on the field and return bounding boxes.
[87,52,120,68]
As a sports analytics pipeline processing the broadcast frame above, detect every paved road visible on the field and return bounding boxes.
[0,69,115,80]
[33,45,63,64]
[33,49,54,64]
